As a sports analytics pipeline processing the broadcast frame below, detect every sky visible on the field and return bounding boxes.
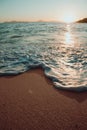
[0,0,87,22]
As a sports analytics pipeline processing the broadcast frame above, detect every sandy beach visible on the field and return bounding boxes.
[0,68,87,130]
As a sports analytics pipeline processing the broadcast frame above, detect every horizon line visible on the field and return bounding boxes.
[0,17,86,23]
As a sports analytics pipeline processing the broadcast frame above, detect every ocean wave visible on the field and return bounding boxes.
[0,22,87,92]
[10,35,23,39]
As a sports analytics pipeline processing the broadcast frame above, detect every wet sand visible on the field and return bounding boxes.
[0,68,87,130]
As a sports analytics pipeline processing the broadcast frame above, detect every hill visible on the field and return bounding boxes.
[76,18,87,23]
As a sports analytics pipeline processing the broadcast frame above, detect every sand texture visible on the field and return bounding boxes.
[0,68,87,130]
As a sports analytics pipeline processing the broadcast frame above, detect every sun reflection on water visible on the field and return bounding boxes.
[58,24,82,87]
[64,24,74,46]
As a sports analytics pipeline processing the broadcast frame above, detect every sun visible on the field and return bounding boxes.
[63,15,76,23]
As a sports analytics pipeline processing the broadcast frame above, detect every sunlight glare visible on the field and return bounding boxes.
[64,24,74,46]
[63,15,76,23]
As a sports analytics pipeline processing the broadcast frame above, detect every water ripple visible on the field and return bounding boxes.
[0,22,87,91]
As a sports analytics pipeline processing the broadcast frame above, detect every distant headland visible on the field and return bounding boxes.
[1,18,87,24]
[76,18,87,23]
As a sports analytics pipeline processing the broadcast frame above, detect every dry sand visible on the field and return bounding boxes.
[0,68,87,130]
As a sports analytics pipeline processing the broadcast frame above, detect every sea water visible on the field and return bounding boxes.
[0,22,87,91]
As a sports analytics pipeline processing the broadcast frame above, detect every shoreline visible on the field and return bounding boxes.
[0,68,87,130]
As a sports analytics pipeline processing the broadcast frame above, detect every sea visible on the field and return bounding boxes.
[0,22,87,91]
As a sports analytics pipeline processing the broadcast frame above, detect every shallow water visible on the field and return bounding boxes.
[0,22,87,91]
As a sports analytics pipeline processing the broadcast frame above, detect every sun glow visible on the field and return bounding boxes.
[62,15,76,23]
